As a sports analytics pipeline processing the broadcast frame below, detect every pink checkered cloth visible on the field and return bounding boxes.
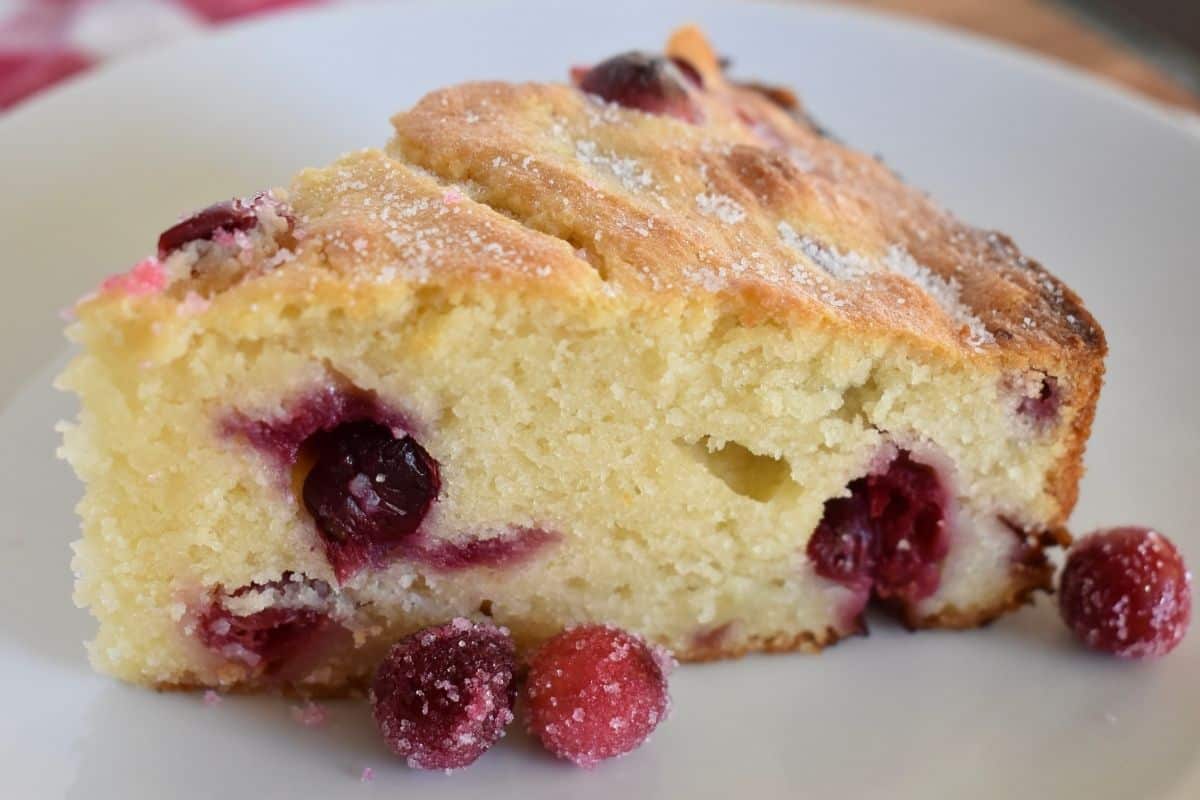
[0,0,322,110]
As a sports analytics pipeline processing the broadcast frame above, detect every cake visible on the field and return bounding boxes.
[58,26,1105,693]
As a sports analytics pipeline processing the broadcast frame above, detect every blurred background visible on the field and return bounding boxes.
[1,0,1198,116]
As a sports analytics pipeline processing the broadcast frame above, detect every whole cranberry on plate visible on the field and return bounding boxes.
[1059,527,1191,659]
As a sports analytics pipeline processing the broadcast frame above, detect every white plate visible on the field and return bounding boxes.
[2,1,1198,797]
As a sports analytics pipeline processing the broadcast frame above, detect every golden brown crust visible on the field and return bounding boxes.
[387,31,1104,358]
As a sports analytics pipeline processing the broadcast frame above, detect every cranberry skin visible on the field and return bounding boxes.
[525,625,672,768]
[1017,375,1061,429]
[302,421,440,580]
[807,451,950,606]
[867,452,950,603]
[371,620,517,771]
[1059,527,1191,658]
[196,576,332,673]
[807,489,874,590]
[577,52,701,123]
[157,198,259,257]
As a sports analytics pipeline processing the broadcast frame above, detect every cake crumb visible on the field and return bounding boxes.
[359,766,375,783]
[203,690,222,707]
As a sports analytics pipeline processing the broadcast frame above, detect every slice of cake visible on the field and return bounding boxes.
[59,27,1104,693]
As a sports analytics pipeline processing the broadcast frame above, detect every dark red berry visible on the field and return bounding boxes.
[807,489,874,590]
[157,198,259,257]
[577,52,701,123]
[867,452,950,602]
[807,450,950,606]
[525,625,672,768]
[1017,375,1061,429]
[302,421,440,581]
[371,620,517,771]
[196,575,333,673]
[1059,527,1191,658]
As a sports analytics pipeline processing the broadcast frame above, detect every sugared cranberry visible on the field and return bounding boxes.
[371,620,517,771]
[197,575,332,673]
[1059,527,1191,658]
[302,421,440,580]
[525,625,673,768]
[157,198,260,258]
[577,52,701,123]
[807,450,950,607]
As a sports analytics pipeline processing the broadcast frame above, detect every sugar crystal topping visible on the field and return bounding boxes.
[695,192,746,224]
[777,221,993,347]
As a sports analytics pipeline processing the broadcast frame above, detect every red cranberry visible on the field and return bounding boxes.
[807,450,950,607]
[157,198,259,257]
[577,52,701,123]
[196,575,332,673]
[1059,527,1191,658]
[525,625,672,768]
[867,452,950,602]
[302,421,440,581]
[371,620,517,771]
[1017,375,1061,429]
[807,489,874,590]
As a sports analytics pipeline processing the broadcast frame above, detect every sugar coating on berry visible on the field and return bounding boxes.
[1059,527,1191,658]
[371,619,517,771]
[525,625,673,768]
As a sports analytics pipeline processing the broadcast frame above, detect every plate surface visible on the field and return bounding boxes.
[2,1,1198,797]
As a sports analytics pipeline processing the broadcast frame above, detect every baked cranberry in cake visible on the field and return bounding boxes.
[196,575,334,674]
[158,198,260,257]
[371,620,517,771]
[807,490,875,591]
[302,421,440,581]
[1017,376,1061,429]
[525,625,673,767]
[868,452,950,603]
[807,450,950,613]
[576,52,701,123]
[1059,527,1191,658]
